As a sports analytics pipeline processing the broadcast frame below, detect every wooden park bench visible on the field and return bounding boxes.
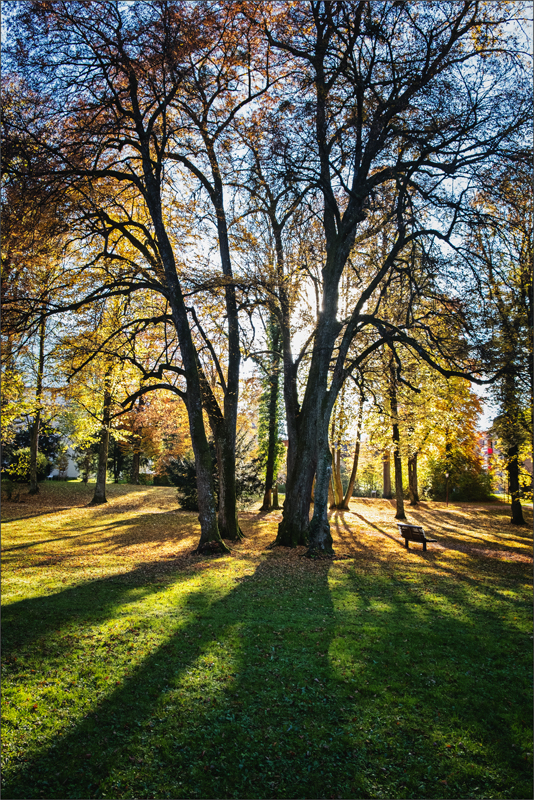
[397,522,436,552]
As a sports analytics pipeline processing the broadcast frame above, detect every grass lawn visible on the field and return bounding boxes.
[1,483,532,799]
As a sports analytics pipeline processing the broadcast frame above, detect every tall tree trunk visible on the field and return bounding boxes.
[131,448,140,485]
[215,431,244,541]
[28,315,46,495]
[342,400,363,509]
[272,484,280,510]
[328,450,336,508]
[91,382,111,505]
[334,447,343,507]
[261,486,272,512]
[383,451,392,499]
[389,359,406,520]
[329,417,338,508]
[130,395,144,484]
[277,291,342,547]
[143,144,227,553]
[260,322,281,511]
[307,433,334,557]
[508,443,525,525]
[408,453,419,505]
[205,155,242,543]
[113,439,120,483]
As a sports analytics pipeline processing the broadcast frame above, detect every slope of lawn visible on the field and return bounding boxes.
[1,483,532,799]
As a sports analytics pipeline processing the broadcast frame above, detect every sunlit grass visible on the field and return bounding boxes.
[1,485,532,799]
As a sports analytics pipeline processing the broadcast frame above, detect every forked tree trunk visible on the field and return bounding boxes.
[28,316,46,495]
[408,453,419,505]
[144,151,227,554]
[275,442,316,546]
[508,444,525,525]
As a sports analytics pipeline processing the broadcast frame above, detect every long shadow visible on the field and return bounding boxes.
[3,531,532,799]
[1,508,80,523]
[349,509,533,562]
[1,513,201,569]
[2,551,339,799]
[337,510,532,612]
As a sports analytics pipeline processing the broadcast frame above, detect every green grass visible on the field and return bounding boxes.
[1,484,532,799]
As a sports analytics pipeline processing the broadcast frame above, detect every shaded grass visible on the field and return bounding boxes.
[1,486,532,799]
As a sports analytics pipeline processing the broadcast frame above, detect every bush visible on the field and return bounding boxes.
[166,442,263,511]
[425,453,494,502]
[1,426,61,470]
[4,448,50,483]
[167,453,204,510]
[153,474,172,487]
[1,478,22,501]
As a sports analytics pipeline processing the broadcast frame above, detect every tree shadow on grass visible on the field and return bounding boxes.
[3,552,348,799]
[3,531,532,800]
[329,559,532,798]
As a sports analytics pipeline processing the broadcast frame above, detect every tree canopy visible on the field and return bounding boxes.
[2,0,532,549]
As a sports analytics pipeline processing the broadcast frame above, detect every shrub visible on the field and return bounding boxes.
[425,453,494,501]
[153,474,172,487]
[166,453,206,510]
[4,448,50,483]
[166,442,263,511]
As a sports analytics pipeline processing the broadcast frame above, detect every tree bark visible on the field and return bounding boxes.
[306,435,334,557]
[508,444,525,525]
[342,400,363,509]
[382,451,392,499]
[328,452,336,509]
[389,359,406,520]
[112,439,120,483]
[91,382,111,505]
[214,430,244,541]
[28,315,46,495]
[131,448,140,485]
[130,395,143,484]
[260,486,272,512]
[260,323,281,511]
[143,166,227,553]
[272,484,280,510]
[408,453,419,505]
[334,447,343,507]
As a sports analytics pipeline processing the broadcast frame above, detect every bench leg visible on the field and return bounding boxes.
[405,539,409,549]
[423,541,427,552]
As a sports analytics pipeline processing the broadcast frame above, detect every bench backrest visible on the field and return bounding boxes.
[397,524,426,541]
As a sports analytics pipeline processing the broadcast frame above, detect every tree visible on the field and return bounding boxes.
[462,157,533,523]
[1,89,68,493]
[256,316,285,511]
[258,0,531,555]
[4,2,269,551]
